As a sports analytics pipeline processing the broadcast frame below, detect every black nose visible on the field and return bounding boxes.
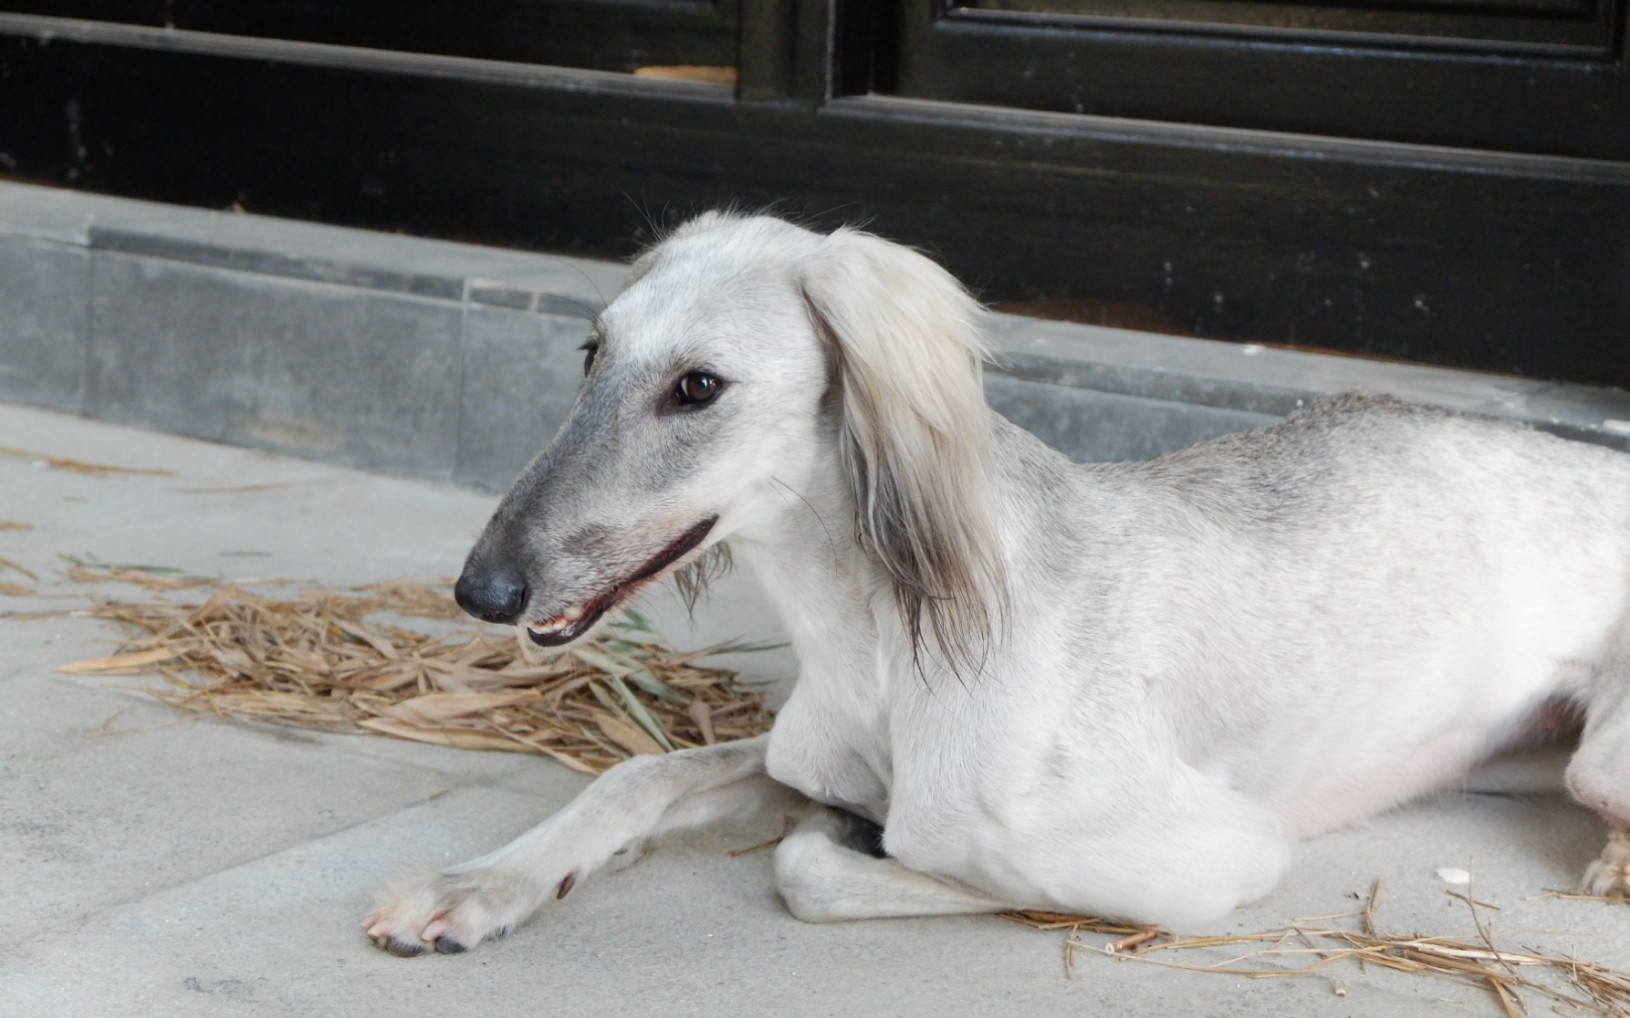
[454,564,528,625]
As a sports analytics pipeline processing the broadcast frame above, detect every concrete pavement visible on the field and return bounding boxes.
[2,402,1625,1018]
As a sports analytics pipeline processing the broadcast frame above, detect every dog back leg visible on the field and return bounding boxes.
[773,807,1016,921]
[1563,635,1630,896]
[364,735,804,955]
[1462,696,1582,794]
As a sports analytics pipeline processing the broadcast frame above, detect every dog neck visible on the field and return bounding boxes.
[730,461,900,814]
[728,462,898,699]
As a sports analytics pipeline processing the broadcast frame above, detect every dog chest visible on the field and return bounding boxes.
[765,680,892,822]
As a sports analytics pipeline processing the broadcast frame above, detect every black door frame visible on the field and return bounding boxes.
[0,4,1625,386]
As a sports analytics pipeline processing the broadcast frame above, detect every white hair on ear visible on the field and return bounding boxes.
[799,227,1009,673]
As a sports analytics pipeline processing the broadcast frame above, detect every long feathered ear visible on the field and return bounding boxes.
[798,227,1008,674]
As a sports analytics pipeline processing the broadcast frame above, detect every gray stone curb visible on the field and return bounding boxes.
[2,180,1624,494]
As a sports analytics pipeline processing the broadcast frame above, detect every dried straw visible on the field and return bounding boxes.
[1,557,38,582]
[0,443,175,476]
[60,555,214,591]
[60,582,775,773]
[1004,882,1630,1016]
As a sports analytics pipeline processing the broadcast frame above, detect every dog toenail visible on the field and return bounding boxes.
[384,937,426,958]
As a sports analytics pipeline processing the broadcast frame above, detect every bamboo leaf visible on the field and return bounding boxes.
[575,644,688,705]
[358,718,527,753]
[590,711,665,756]
[606,673,677,751]
[57,646,185,673]
[376,690,540,725]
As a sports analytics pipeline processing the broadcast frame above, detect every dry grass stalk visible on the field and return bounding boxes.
[61,582,774,774]
[170,483,293,495]
[1,556,38,582]
[1002,911,1149,936]
[1362,876,1384,935]
[65,566,214,591]
[61,556,213,591]
[0,521,33,531]
[1533,890,1623,903]
[1003,890,1630,1016]
[0,443,175,476]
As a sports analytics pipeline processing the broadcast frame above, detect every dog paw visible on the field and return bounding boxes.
[363,867,570,956]
[1582,830,1630,898]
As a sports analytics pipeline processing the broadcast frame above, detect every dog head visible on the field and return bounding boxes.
[455,212,1005,668]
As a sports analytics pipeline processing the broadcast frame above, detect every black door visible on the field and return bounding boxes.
[1,1,1625,384]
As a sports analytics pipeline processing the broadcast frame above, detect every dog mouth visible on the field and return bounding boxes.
[522,516,717,648]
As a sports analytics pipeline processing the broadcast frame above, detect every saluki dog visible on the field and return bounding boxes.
[365,212,1630,956]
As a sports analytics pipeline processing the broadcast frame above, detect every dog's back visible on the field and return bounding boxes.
[1042,395,1630,836]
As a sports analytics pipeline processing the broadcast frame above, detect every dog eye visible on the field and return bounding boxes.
[580,340,599,377]
[673,371,722,407]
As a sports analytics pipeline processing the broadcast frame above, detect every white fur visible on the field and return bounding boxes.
[365,213,1630,955]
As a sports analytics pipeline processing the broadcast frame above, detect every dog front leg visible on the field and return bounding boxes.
[773,808,1016,921]
[364,734,803,956]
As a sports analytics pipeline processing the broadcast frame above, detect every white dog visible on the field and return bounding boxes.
[365,212,1630,956]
